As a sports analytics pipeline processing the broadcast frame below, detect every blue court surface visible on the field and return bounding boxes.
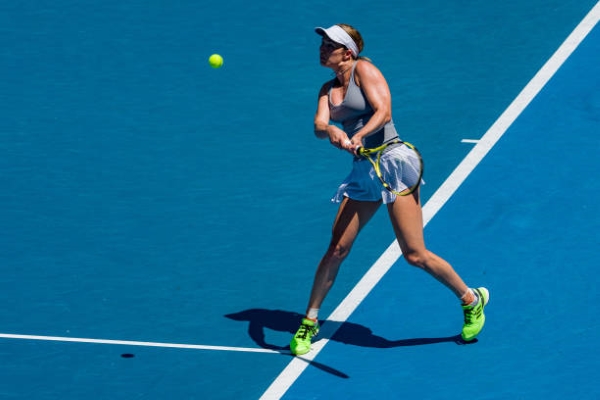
[1,1,599,399]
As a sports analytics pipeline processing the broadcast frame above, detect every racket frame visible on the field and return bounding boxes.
[356,139,424,196]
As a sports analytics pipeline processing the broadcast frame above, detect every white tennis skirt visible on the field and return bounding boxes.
[331,143,423,204]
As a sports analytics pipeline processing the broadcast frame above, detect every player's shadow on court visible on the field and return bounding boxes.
[225,308,470,351]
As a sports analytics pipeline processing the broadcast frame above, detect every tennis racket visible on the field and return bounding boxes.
[356,139,424,196]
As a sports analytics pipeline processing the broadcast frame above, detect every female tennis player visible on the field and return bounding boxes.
[290,24,489,355]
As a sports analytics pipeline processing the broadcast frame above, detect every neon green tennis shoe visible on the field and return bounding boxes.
[290,318,320,355]
[461,287,489,341]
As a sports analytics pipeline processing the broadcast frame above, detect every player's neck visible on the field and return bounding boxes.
[333,62,353,84]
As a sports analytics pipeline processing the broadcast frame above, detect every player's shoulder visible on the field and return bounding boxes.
[355,58,381,75]
[318,78,337,95]
[354,59,385,87]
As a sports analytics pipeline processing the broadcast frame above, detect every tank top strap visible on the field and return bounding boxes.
[348,60,359,88]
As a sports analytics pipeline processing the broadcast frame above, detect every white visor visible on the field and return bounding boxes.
[315,25,359,57]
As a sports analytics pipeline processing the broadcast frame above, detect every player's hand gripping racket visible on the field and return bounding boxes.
[356,139,424,196]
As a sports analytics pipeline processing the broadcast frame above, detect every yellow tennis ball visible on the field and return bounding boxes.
[208,54,223,68]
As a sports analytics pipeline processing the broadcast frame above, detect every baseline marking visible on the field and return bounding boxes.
[260,2,600,399]
[0,333,283,354]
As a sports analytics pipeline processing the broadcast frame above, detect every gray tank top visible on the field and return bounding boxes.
[328,61,398,148]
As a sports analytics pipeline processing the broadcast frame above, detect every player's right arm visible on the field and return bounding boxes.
[314,82,331,139]
[314,82,350,150]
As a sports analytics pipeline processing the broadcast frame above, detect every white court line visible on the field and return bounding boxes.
[260,2,600,399]
[461,138,480,144]
[0,333,282,354]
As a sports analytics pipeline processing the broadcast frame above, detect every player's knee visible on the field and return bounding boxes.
[327,242,351,262]
[403,250,428,268]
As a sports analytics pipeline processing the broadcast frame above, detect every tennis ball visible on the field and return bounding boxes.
[208,54,223,68]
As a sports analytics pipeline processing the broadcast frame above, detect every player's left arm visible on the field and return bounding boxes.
[350,60,393,146]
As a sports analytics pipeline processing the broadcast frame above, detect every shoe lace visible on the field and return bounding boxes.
[295,323,313,340]
[463,304,481,324]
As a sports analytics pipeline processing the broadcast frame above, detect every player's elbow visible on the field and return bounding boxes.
[371,105,392,126]
[384,112,392,124]
[314,122,329,139]
[379,108,392,124]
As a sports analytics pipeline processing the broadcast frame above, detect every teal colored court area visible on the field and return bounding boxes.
[1,1,599,399]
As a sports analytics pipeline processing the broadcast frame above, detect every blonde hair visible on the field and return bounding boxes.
[337,23,370,61]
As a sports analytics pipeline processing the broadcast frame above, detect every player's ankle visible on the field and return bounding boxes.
[306,308,319,321]
[460,288,476,305]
